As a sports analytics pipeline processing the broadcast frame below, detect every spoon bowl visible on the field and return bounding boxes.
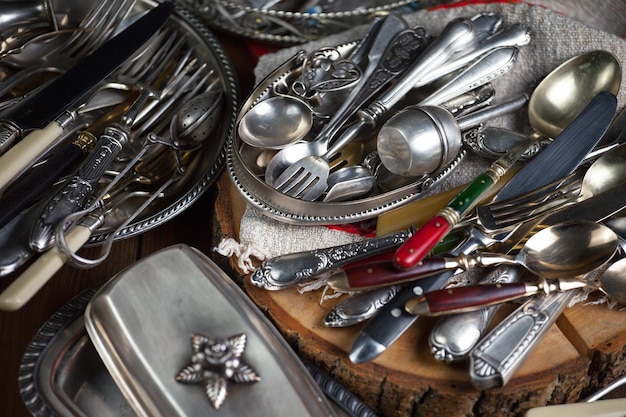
[598,257,626,305]
[400,221,619,316]
[529,50,622,140]
[324,165,375,202]
[520,221,617,278]
[238,95,313,149]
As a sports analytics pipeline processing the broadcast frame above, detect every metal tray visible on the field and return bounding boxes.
[19,245,375,417]
[182,0,424,44]
[7,0,239,244]
[227,43,466,225]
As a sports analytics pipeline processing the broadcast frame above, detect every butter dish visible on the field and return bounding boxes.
[84,244,338,417]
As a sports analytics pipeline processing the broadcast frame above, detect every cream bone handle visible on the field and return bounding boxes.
[0,112,74,193]
[0,213,102,311]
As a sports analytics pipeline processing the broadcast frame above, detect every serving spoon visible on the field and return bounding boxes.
[400,221,618,316]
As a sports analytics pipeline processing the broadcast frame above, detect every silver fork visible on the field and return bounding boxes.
[52,0,136,61]
[470,171,583,232]
[0,0,136,99]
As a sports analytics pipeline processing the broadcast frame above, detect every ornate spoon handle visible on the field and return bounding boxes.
[250,228,414,290]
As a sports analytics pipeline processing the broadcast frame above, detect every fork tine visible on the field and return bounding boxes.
[490,181,581,220]
[275,168,310,195]
[60,0,137,58]
[488,171,582,211]
[476,179,581,232]
[485,174,582,220]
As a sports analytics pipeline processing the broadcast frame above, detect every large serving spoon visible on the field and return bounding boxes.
[393,50,621,270]
[400,221,618,316]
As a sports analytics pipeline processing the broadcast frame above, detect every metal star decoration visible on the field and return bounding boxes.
[175,332,261,409]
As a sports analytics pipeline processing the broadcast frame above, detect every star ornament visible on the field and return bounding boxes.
[175,332,261,409]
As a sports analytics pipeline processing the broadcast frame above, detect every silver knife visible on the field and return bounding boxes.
[350,179,626,363]
[494,91,616,202]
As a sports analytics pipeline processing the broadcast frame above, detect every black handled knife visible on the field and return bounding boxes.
[349,90,617,363]
[0,1,174,191]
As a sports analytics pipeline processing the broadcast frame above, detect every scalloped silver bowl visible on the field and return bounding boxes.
[227,43,465,225]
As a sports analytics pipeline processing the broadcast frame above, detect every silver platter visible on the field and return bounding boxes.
[18,0,239,244]
[227,43,465,225]
[18,245,375,417]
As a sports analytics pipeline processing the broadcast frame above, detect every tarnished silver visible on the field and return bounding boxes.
[324,285,401,328]
[250,228,414,290]
[175,332,261,409]
[429,265,523,362]
[29,124,128,251]
[333,14,503,149]
[462,125,548,160]
[28,53,211,252]
[186,0,420,44]
[267,16,428,199]
[469,290,575,390]
[419,46,519,107]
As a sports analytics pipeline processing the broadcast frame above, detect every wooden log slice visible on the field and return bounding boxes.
[211,172,626,416]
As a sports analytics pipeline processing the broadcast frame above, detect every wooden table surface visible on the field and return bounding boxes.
[0,33,259,417]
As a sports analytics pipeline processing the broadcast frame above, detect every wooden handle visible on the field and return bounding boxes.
[393,215,452,270]
[0,121,64,193]
[328,257,453,291]
[404,282,534,316]
[0,224,92,311]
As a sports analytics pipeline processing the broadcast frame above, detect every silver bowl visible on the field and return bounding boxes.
[227,43,465,225]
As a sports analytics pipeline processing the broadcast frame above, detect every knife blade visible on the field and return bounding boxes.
[0,1,174,192]
[494,91,616,202]
[0,93,136,230]
[392,91,617,270]
[349,179,626,363]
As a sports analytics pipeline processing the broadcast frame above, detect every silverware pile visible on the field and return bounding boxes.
[245,12,626,389]
[0,0,226,311]
[237,12,532,203]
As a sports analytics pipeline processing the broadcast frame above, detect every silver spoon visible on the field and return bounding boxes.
[323,165,375,202]
[402,221,618,316]
[237,94,313,149]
